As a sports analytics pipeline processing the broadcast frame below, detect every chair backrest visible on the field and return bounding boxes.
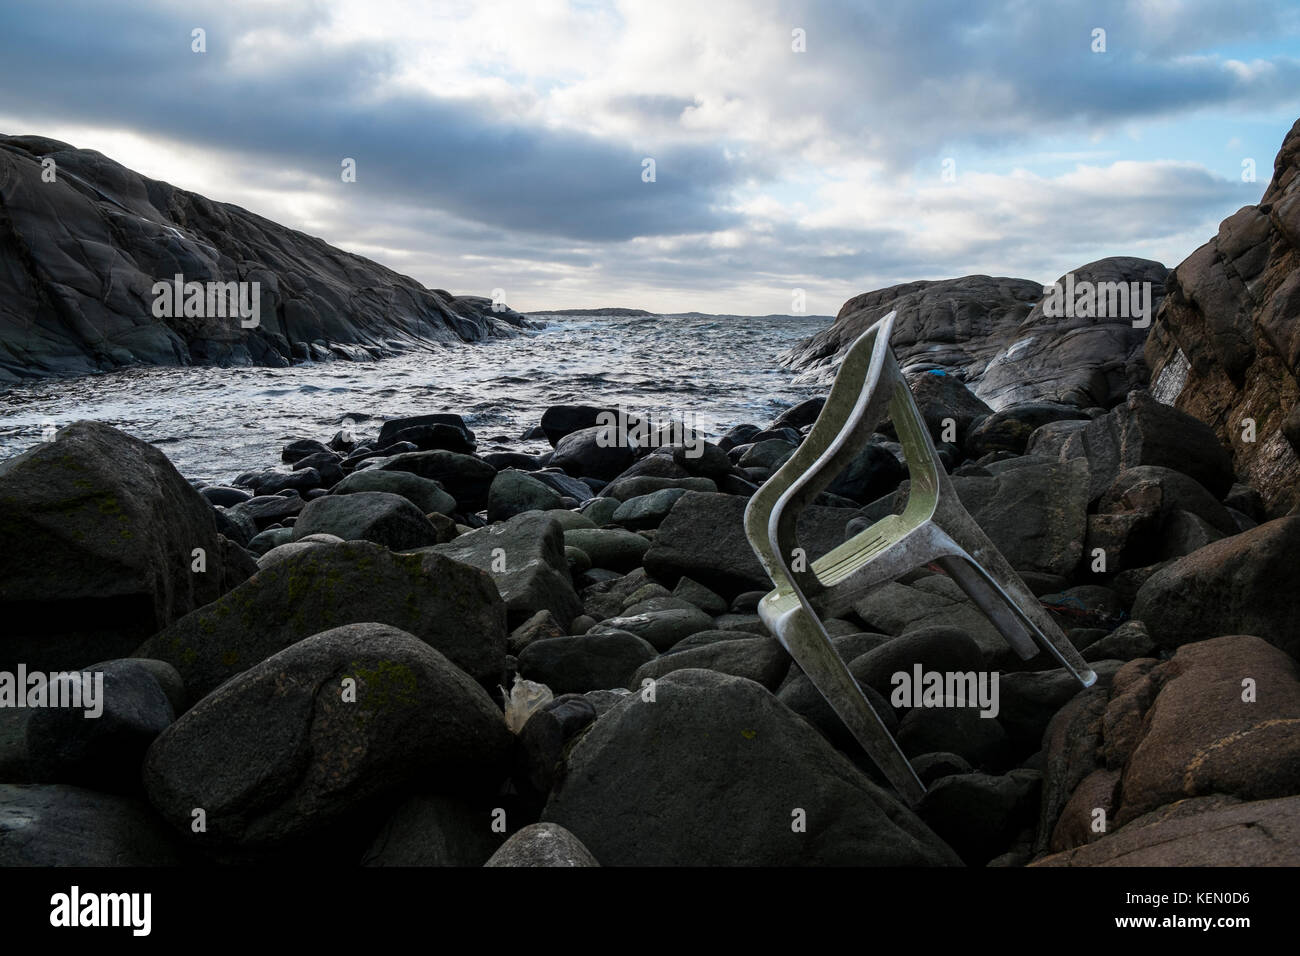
[745,311,944,599]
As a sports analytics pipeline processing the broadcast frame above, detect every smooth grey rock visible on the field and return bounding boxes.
[541,669,961,865]
[485,822,600,867]
[144,623,512,849]
[0,421,251,672]
[431,511,582,630]
[135,541,506,703]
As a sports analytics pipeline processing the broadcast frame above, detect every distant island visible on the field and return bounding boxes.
[528,307,834,319]
[527,307,654,316]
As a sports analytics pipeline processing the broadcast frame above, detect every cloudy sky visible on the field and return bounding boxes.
[1,0,1298,315]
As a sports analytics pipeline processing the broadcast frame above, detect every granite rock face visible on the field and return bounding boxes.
[1145,118,1300,515]
[0,135,530,384]
[782,258,1166,411]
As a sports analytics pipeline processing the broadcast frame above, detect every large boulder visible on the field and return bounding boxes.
[430,511,582,630]
[0,421,249,671]
[980,257,1168,409]
[134,540,507,703]
[25,658,178,793]
[1144,118,1300,516]
[550,425,637,481]
[643,492,862,597]
[782,260,1166,411]
[290,491,440,550]
[1114,635,1300,824]
[1056,390,1235,501]
[1034,794,1300,866]
[947,457,1090,577]
[143,624,512,849]
[541,669,960,865]
[1132,516,1300,657]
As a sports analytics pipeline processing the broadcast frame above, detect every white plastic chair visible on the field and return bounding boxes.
[745,311,1096,804]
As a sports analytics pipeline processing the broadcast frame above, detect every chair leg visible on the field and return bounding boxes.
[762,597,928,804]
[933,554,1041,659]
[932,521,1097,687]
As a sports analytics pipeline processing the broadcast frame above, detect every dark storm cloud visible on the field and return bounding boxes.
[0,0,742,240]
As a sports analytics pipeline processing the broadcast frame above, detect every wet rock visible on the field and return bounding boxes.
[376,414,475,452]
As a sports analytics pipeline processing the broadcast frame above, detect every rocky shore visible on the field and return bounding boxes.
[2,118,1299,869]
[1,365,1298,866]
[0,135,532,386]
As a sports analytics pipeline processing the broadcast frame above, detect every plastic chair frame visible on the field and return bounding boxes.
[744,311,1097,805]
